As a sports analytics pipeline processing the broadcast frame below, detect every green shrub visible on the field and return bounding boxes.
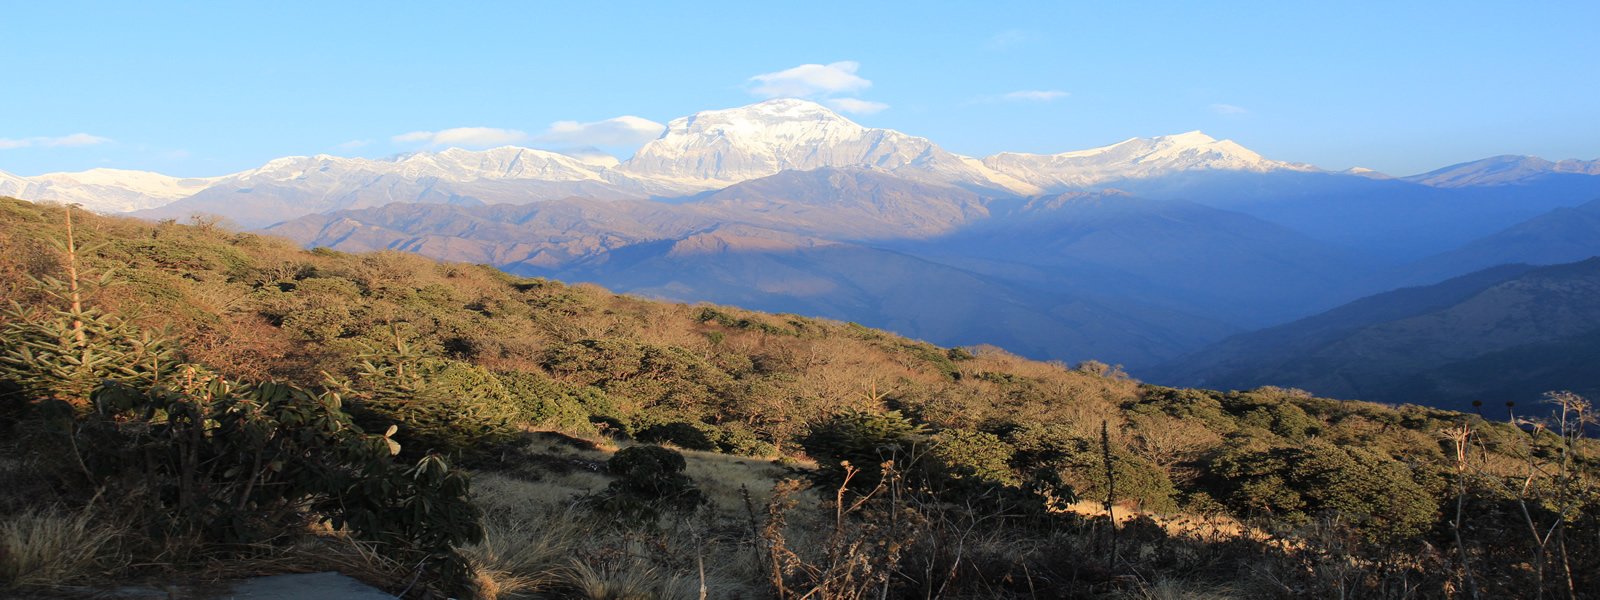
[33,371,486,593]
[334,338,520,457]
[1009,424,1178,513]
[541,338,734,415]
[635,421,719,451]
[1223,389,1321,439]
[929,429,1019,486]
[592,445,704,523]
[1206,439,1436,540]
[495,369,594,432]
[801,409,927,487]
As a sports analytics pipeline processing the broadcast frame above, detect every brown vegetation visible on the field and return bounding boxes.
[0,198,1596,598]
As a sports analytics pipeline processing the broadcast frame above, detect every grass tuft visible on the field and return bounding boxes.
[0,505,123,589]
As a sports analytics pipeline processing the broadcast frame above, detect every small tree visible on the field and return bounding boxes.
[0,205,174,407]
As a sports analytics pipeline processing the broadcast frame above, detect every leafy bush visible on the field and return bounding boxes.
[541,338,735,416]
[929,429,1019,486]
[334,337,521,457]
[1206,439,1436,540]
[1010,424,1179,513]
[801,409,927,487]
[1224,389,1321,439]
[9,369,486,593]
[591,445,704,523]
[495,369,597,432]
[635,420,720,451]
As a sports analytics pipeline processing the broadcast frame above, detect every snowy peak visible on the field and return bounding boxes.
[229,146,611,186]
[620,98,884,185]
[981,131,1311,191]
[0,167,221,213]
[395,146,608,182]
[617,98,1025,193]
[1406,155,1600,187]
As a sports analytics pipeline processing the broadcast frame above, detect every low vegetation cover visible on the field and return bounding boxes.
[0,197,1595,598]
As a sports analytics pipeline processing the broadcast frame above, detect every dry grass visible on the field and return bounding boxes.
[464,431,806,599]
[675,447,795,516]
[462,504,588,598]
[564,558,695,600]
[0,505,123,589]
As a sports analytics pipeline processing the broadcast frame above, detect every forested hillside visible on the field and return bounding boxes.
[1,197,1596,599]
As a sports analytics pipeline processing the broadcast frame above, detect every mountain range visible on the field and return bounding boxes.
[6,97,1600,406]
[4,99,1324,226]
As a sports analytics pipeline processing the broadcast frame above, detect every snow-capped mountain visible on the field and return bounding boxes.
[232,146,613,186]
[1405,155,1600,188]
[981,131,1317,191]
[617,98,1036,193]
[0,168,221,213]
[0,99,1481,227]
[137,147,649,227]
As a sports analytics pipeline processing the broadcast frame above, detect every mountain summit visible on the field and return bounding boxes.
[982,131,1314,191]
[0,168,221,213]
[619,98,1012,191]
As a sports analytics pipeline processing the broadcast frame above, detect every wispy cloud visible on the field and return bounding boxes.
[392,127,528,147]
[1003,90,1069,102]
[749,61,872,98]
[334,139,371,151]
[536,116,665,146]
[0,133,112,150]
[1210,103,1249,115]
[825,98,890,115]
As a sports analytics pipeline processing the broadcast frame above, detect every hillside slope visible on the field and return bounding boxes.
[1154,259,1600,410]
[269,173,1381,366]
[3,197,1597,599]
[1387,196,1600,287]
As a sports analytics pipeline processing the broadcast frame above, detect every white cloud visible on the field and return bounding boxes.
[1210,103,1249,115]
[749,61,872,98]
[0,133,112,150]
[391,127,528,147]
[334,139,371,151]
[825,98,890,115]
[536,116,665,146]
[1003,90,1069,102]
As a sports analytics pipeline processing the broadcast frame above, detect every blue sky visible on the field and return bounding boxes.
[3,1,1597,177]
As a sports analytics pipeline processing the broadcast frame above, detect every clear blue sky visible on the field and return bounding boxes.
[3,1,1597,177]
